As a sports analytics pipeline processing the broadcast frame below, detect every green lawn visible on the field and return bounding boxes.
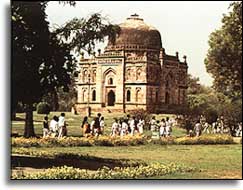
[11,112,242,179]
[12,144,242,179]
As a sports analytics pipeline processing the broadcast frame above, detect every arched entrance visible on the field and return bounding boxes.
[107,90,115,106]
[165,92,170,104]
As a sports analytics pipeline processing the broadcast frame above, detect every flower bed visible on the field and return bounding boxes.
[12,162,196,179]
[11,135,148,147]
[11,134,234,148]
[174,134,234,145]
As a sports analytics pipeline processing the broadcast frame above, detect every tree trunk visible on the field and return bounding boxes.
[24,103,36,138]
[52,90,59,111]
[11,110,16,120]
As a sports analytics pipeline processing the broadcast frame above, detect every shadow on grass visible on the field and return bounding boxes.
[11,155,142,170]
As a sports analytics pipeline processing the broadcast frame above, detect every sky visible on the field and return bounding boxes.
[45,1,233,87]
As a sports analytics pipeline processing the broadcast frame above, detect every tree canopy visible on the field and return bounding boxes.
[11,1,119,137]
[205,2,242,100]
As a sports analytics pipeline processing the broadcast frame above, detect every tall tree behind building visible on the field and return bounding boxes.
[205,2,242,100]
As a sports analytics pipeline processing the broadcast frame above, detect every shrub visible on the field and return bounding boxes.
[12,134,235,148]
[36,102,51,114]
[11,135,147,148]
[150,137,175,145]
[175,134,234,145]
[12,162,196,179]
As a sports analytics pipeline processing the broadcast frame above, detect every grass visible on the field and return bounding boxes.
[12,144,242,179]
[11,112,242,179]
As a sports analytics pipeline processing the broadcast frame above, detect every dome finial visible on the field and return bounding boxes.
[131,13,139,17]
[127,13,143,21]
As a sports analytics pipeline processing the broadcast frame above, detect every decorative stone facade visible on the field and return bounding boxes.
[75,14,188,113]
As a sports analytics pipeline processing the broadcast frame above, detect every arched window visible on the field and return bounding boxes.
[126,90,131,102]
[136,90,140,102]
[165,92,170,104]
[126,69,131,81]
[136,68,141,80]
[92,90,96,101]
[83,70,88,82]
[108,77,113,85]
[82,90,87,102]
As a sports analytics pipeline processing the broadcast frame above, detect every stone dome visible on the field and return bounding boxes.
[106,14,162,51]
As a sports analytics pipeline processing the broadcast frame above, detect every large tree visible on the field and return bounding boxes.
[205,2,242,100]
[12,1,119,137]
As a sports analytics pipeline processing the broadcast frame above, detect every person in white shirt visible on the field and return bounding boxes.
[58,113,66,138]
[50,116,59,137]
[212,122,217,134]
[165,117,172,137]
[236,122,242,137]
[90,117,96,136]
[111,118,119,136]
[194,120,202,137]
[129,116,136,136]
[203,122,210,134]
[121,119,129,136]
[160,119,166,137]
[99,117,105,135]
[137,118,145,134]
[150,116,156,132]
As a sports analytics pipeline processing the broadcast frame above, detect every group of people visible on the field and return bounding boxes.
[110,115,175,138]
[183,115,242,137]
[149,116,174,137]
[42,112,176,138]
[43,113,67,138]
[202,116,242,137]
[110,115,145,137]
[43,112,242,139]
[81,113,105,137]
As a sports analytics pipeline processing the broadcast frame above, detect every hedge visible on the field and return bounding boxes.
[11,134,234,148]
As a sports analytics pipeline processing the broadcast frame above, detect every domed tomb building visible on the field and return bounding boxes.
[75,14,188,113]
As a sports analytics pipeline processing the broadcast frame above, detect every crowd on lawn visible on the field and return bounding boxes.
[42,113,242,138]
[182,115,242,137]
